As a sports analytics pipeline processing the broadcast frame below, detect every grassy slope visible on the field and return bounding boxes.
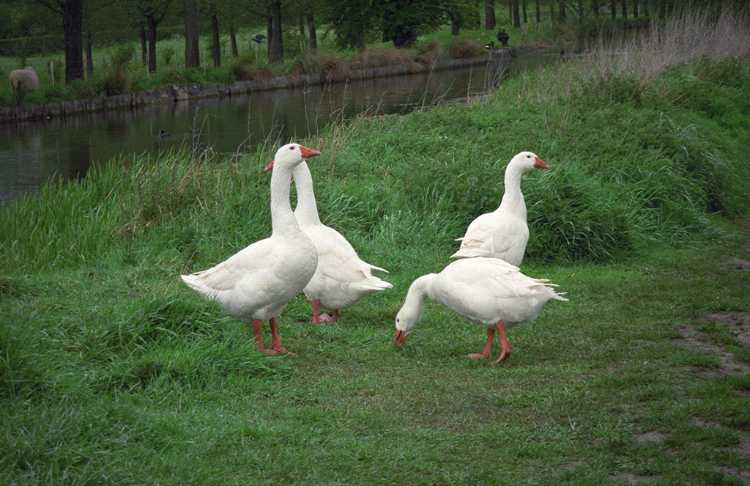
[1,59,749,484]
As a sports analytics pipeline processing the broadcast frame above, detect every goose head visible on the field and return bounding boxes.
[264,143,321,171]
[393,308,418,348]
[510,151,549,172]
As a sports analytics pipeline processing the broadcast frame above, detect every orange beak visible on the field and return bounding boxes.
[300,145,321,159]
[534,156,550,170]
[263,159,274,172]
[393,329,407,348]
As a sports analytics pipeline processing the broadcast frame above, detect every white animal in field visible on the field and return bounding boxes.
[394,257,567,364]
[452,151,549,266]
[181,143,321,355]
[9,67,39,102]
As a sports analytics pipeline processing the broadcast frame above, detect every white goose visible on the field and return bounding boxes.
[393,257,567,364]
[451,151,549,265]
[180,143,321,355]
[264,160,392,323]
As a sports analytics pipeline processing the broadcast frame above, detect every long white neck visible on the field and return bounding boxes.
[401,274,436,321]
[293,162,321,225]
[270,162,301,236]
[498,162,526,218]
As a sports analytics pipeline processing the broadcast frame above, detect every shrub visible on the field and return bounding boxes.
[354,48,415,68]
[162,46,176,66]
[415,41,443,65]
[448,38,486,59]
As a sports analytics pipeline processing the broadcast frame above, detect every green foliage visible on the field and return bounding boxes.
[111,45,135,69]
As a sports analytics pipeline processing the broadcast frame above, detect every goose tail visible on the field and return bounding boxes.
[180,274,219,300]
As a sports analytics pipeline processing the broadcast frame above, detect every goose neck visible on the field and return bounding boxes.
[293,162,321,225]
[270,162,301,236]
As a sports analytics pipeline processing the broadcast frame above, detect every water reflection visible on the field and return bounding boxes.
[0,55,552,203]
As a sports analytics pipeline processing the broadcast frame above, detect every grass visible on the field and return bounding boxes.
[1,19,750,485]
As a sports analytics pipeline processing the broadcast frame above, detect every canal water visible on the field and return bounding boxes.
[0,52,556,203]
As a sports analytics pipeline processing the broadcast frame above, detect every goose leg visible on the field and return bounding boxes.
[493,321,512,365]
[311,299,337,324]
[251,320,266,353]
[268,317,293,355]
[468,327,495,360]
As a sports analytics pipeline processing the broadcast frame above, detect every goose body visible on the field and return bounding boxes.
[181,143,321,354]
[452,151,548,265]
[291,162,392,323]
[394,257,566,363]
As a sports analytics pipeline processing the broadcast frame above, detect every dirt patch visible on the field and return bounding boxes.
[609,473,658,484]
[705,313,750,348]
[691,417,722,429]
[740,440,750,458]
[636,431,667,443]
[726,257,750,271]
[718,466,750,484]
[676,325,750,377]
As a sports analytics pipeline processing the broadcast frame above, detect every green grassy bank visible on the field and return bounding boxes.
[1,55,749,483]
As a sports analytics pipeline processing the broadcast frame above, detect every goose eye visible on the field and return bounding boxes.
[289,146,295,151]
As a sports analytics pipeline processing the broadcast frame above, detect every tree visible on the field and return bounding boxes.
[535,0,541,22]
[521,0,527,23]
[35,0,84,82]
[622,0,628,18]
[558,0,566,22]
[592,0,600,16]
[210,2,220,67]
[183,0,200,68]
[133,0,173,73]
[484,0,495,29]
[610,0,617,19]
[512,0,520,27]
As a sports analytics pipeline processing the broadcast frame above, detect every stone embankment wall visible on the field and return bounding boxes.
[0,52,510,124]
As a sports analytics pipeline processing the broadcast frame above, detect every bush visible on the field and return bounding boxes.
[111,45,135,69]
[448,38,486,59]
[354,48,415,68]
[415,41,443,65]
[99,68,129,96]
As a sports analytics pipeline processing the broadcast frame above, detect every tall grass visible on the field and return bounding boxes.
[585,6,750,84]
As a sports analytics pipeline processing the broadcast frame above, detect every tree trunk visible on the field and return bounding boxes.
[535,0,541,22]
[298,15,305,42]
[306,14,317,49]
[522,0,528,23]
[450,12,461,35]
[512,0,521,27]
[140,24,147,65]
[578,0,584,20]
[85,27,93,79]
[549,2,554,21]
[229,22,239,56]
[266,15,273,59]
[633,0,639,17]
[147,14,158,73]
[611,0,617,19]
[622,0,628,18]
[484,0,496,30]
[211,12,220,67]
[184,0,200,68]
[269,0,283,63]
[558,0,566,22]
[62,0,84,83]
[592,0,600,16]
